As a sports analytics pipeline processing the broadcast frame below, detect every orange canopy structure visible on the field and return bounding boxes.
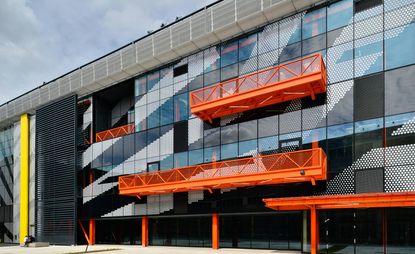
[119,148,327,197]
[190,54,326,122]
[263,192,415,254]
[95,123,135,142]
[263,191,415,211]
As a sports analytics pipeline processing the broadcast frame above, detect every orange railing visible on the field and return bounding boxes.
[119,148,327,197]
[95,123,135,142]
[190,54,326,121]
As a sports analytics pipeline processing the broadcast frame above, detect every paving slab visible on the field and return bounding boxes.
[0,245,301,254]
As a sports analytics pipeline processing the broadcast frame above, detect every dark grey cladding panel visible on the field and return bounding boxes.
[354,73,384,121]
[355,168,384,194]
[35,94,77,245]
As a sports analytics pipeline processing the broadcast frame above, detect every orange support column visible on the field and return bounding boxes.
[310,206,319,254]
[142,216,149,247]
[89,219,95,245]
[212,213,219,249]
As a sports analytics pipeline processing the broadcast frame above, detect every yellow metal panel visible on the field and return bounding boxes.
[19,114,29,244]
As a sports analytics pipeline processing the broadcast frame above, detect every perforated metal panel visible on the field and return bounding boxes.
[355,168,384,193]
[121,44,136,69]
[236,0,262,20]
[35,95,77,244]
[153,29,171,56]
[212,0,235,30]
[172,19,191,48]
[107,52,122,75]
[354,73,384,121]
[136,37,154,62]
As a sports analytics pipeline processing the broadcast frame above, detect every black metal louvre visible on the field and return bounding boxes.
[35,95,77,245]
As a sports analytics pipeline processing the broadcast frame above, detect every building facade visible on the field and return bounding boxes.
[1,0,415,253]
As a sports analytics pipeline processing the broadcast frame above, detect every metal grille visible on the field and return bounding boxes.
[35,95,77,244]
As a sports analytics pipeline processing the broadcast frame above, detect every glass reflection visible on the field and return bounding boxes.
[327,0,353,31]
[303,8,326,39]
[385,22,415,70]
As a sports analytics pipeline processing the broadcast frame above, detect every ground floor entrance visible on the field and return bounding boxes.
[81,207,415,253]
[318,208,415,254]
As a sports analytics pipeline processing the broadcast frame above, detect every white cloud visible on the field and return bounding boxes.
[0,0,215,104]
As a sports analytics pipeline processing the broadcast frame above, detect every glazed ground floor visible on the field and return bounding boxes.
[79,208,415,254]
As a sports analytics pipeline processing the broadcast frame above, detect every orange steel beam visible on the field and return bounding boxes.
[212,213,219,249]
[263,192,415,211]
[310,206,318,254]
[89,219,95,245]
[95,123,135,142]
[78,220,91,245]
[190,54,326,121]
[142,216,149,247]
[119,148,327,197]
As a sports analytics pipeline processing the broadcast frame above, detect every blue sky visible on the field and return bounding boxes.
[0,0,215,104]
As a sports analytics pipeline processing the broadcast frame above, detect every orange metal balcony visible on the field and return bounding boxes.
[118,148,327,197]
[95,123,135,142]
[190,54,327,122]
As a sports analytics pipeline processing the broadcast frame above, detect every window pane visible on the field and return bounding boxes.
[279,42,301,63]
[239,120,258,141]
[123,133,135,162]
[385,112,415,148]
[160,155,173,170]
[221,124,238,144]
[147,102,160,129]
[204,46,220,72]
[354,33,383,77]
[135,76,147,96]
[258,136,278,153]
[279,13,302,47]
[148,162,160,172]
[258,115,278,138]
[112,138,123,165]
[204,127,220,147]
[302,8,326,39]
[354,118,384,160]
[188,75,203,91]
[189,149,203,165]
[174,152,188,168]
[302,128,326,150]
[239,139,257,157]
[327,80,354,126]
[204,146,220,163]
[221,63,238,81]
[221,143,238,160]
[174,93,188,122]
[327,42,353,83]
[385,65,415,116]
[302,33,326,56]
[147,71,160,91]
[327,123,353,171]
[204,70,220,86]
[385,22,415,70]
[239,34,258,61]
[135,105,147,131]
[327,0,353,31]
[160,67,173,87]
[221,41,238,67]
[259,22,278,54]
[160,99,174,126]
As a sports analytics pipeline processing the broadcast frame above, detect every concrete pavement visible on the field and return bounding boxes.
[0,245,301,254]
